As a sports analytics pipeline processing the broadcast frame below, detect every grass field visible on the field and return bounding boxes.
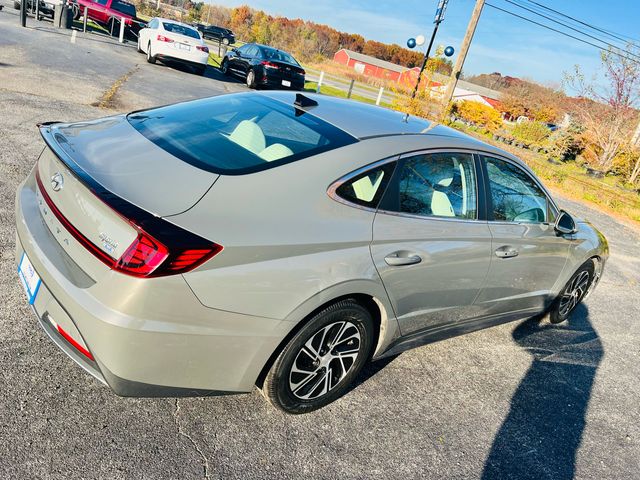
[303,81,392,107]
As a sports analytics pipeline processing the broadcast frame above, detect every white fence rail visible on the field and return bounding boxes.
[304,66,408,106]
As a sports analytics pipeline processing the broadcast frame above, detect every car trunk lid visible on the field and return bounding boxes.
[264,61,305,77]
[41,117,218,216]
[36,118,218,279]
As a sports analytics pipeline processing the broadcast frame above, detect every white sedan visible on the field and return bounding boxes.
[138,18,210,75]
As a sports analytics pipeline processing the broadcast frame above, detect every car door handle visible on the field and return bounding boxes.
[384,252,422,266]
[495,246,519,258]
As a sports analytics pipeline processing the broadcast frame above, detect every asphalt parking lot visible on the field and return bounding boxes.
[1,8,640,480]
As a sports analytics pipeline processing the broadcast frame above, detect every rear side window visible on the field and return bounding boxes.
[383,152,477,219]
[335,163,396,208]
[162,23,200,39]
[262,47,299,65]
[127,94,356,174]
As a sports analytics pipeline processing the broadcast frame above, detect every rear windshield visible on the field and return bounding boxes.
[111,0,136,17]
[162,22,200,39]
[262,47,299,65]
[127,94,357,174]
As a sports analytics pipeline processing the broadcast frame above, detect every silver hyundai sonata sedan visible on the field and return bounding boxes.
[15,92,607,413]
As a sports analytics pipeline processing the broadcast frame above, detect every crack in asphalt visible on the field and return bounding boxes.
[173,398,211,479]
[94,65,139,110]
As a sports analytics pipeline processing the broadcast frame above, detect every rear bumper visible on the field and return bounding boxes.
[15,167,290,397]
[260,72,305,90]
[153,43,209,67]
[156,55,207,70]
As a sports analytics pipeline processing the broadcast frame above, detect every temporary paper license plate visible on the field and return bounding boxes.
[18,253,41,305]
[281,80,291,87]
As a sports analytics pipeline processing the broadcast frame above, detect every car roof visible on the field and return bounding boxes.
[261,91,519,160]
[155,17,195,28]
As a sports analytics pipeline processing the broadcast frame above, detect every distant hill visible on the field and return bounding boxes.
[464,72,523,91]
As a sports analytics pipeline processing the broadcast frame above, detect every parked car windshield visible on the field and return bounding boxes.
[162,23,200,39]
[110,0,136,17]
[261,47,299,65]
[127,94,357,174]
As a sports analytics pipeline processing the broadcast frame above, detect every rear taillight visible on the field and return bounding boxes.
[196,45,209,53]
[164,248,222,273]
[300,69,306,75]
[261,61,279,69]
[35,167,222,278]
[157,35,174,43]
[115,231,169,277]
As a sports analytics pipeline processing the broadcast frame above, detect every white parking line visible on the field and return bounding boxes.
[71,30,77,44]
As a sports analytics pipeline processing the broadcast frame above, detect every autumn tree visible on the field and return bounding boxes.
[200,4,230,27]
[565,46,640,173]
[499,80,564,122]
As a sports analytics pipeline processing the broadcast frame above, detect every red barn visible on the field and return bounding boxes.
[334,48,419,83]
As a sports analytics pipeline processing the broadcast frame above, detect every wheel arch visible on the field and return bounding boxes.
[255,289,398,388]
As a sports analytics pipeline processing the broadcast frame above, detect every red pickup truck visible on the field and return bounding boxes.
[73,0,141,36]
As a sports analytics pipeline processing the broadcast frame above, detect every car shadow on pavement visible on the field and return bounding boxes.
[482,304,602,480]
[346,354,398,394]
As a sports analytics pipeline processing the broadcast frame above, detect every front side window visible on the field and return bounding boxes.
[484,156,550,223]
[389,152,477,219]
[127,94,356,174]
[335,163,396,208]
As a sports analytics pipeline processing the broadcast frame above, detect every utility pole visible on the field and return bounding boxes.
[409,0,449,101]
[441,0,485,110]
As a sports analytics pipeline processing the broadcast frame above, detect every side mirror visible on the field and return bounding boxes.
[555,210,577,235]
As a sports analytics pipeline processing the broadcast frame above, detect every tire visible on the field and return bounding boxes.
[146,43,156,64]
[137,38,143,53]
[222,37,230,45]
[549,259,595,324]
[262,299,375,414]
[72,5,80,20]
[246,69,257,89]
[221,58,229,75]
[195,65,206,76]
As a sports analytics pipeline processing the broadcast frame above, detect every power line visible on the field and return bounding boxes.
[504,0,640,62]
[484,2,640,66]
[524,0,640,46]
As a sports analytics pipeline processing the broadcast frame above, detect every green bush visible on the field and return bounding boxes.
[511,121,551,146]
[548,122,584,161]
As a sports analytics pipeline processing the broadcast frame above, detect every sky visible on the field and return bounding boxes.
[215,0,640,87]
